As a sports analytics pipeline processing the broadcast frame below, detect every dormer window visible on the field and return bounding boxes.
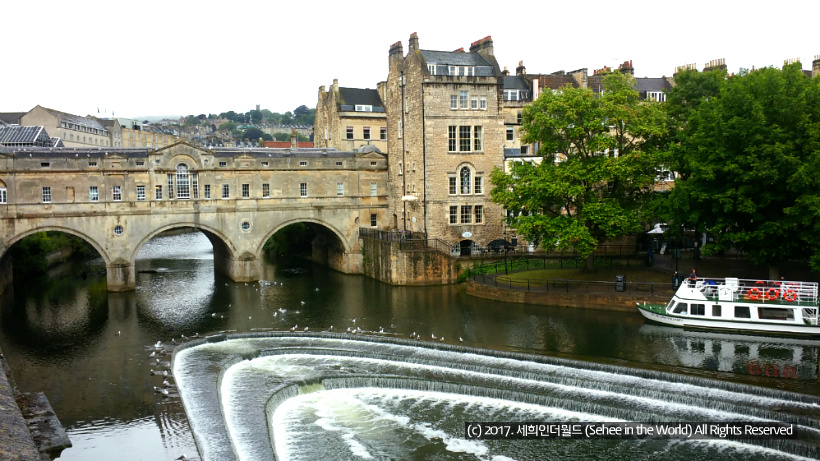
[355,105,373,112]
[427,63,436,74]
[448,66,475,76]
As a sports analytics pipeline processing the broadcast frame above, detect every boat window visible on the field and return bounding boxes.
[735,306,751,319]
[691,304,705,316]
[758,307,794,321]
[665,299,676,310]
[712,305,722,317]
[673,303,687,314]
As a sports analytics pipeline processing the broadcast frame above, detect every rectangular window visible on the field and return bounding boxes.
[89,186,99,202]
[335,161,343,166]
[506,126,514,141]
[712,305,722,317]
[459,126,471,152]
[398,162,403,175]
[461,205,471,224]
[691,304,705,316]
[242,184,250,198]
[517,111,523,124]
[0,188,6,204]
[459,91,468,109]
[448,126,457,152]
[474,205,483,224]
[363,127,371,140]
[473,126,482,151]
[219,161,227,167]
[41,162,50,168]
[450,95,458,109]
[346,126,353,140]
[88,161,97,167]
[471,96,478,109]
[405,97,410,113]
[262,184,270,198]
[370,213,377,227]
[480,96,487,109]
[112,185,122,201]
[337,183,344,196]
[380,127,387,140]
[449,206,458,224]
[136,185,145,201]
[734,306,750,319]
[521,145,529,154]
[261,161,269,167]
[167,174,174,200]
[192,174,199,199]
[222,184,230,199]
[474,176,482,194]
[155,185,163,200]
[204,184,211,199]
[397,120,402,139]
[300,183,307,197]
[300,161,307,167]
[449,177,457,195]
[370,183,377,196]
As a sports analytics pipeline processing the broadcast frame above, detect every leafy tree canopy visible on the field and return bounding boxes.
[218,121,237,131]
[490,71,667,269]
[658,63,820,275]
[242,127,266,141]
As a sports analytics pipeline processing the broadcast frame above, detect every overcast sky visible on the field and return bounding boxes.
[3,0,816,120]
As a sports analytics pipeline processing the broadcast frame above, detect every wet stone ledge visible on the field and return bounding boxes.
[0,348,70,461]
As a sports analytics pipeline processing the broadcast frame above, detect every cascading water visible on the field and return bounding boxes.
[173,332,820,461]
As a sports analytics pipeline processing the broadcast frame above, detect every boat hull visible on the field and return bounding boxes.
[637,303,820,337]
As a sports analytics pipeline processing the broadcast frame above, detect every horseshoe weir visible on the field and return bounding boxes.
[173,332,820,461]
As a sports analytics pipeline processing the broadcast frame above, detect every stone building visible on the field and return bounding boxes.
[385,33,508,255]
[315,79,388,153]
[21,105,112,148]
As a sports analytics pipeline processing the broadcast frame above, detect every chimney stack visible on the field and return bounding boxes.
[291,128,297,148]
[502,66,509,76]
[469,35,494,56]
[618,60,634,76]
[814,55,820,78]
[703,58,727,73]
[516,60,526,75]
[408,32,419,52]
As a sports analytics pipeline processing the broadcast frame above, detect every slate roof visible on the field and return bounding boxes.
[338,88,384,110]
[40,107,106,130]
[503,75,530,90]
[0,112,26,125]
[0,126,54,147]
[420,50,492,67]
[635,77,672,92]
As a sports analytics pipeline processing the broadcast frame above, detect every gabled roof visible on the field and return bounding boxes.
[37,106,106,130]
[338,88,383,109]
[537,74,579,89]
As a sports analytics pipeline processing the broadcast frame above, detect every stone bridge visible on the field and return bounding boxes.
[0,142,388,291]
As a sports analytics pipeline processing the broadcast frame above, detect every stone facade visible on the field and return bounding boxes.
[385,33,507,255]
[21,105,112,148]
[0,142,388,291]
[315,79,388,153]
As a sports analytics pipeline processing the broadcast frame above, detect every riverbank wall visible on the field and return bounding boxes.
[465,279,669,311]
[361,238,460,285]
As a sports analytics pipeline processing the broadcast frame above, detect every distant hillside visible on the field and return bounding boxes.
[132,115,180,123]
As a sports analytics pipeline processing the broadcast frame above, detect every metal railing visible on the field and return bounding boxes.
[471,272,673,296]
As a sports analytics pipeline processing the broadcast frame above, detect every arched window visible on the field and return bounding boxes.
[460,166,471,195]
[176,164,190,199]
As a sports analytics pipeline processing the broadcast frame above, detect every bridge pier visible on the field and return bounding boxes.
[106,260,136,292]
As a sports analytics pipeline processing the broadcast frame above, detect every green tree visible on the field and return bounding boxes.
[218,122,237,131]
[183,115,200,127]
[273,132,290,141]
[660,63,820,276]
[491,71,666,270]
[242,127,266,142]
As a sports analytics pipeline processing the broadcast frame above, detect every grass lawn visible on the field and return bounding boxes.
[503,266,672,284]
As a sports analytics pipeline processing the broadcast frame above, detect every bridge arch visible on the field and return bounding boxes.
[130,223,238,262]
[0,225,111,266]
[255,218,352,256]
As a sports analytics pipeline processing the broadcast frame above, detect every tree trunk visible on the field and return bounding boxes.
[768,265,779,281]
[584,254,595,272]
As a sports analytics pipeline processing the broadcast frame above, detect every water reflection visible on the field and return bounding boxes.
[0,231,816,461]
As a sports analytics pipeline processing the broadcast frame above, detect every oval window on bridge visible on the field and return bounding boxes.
[114,225,124,236]
[241,221,251,231]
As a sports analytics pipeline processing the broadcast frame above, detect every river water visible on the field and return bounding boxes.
[0,232,818,461]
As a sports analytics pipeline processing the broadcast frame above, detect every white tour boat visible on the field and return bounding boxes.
[637,277,820,336]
